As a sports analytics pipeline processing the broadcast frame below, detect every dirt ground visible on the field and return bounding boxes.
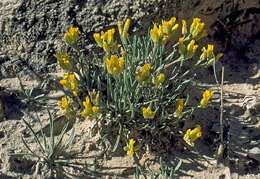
[0,62,259,179]
[0,0,260,178]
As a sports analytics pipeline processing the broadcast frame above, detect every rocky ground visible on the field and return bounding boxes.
[0,0,260,178]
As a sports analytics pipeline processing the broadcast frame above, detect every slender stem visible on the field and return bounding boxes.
[213,59,220,85]
[220,67,224,146]
[164,56,182,70]
[217,66,225,162]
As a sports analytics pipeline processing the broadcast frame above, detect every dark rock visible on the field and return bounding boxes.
[249,102,260,116]
[0,98,4,121]
[0,90,25,120]
[229,104,245,116]
[0,54,10,64]
[8,155,35,174]
[0,0,178,77]
[0,131,4,138]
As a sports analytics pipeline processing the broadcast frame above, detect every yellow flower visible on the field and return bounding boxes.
[118,18,131,41]
[142,106,156,119]
[174,98,184,118]
[105,29,115,44]
[199,89,214,108]
[92,106,99,113]
[150,23,163,44]
[64,26,80,45]
[178,38,198,59]
[126,138,136,157]
[183,125,202,146]
[153,73,166,87]
[93,28,117,53]
[150,17,179,44]
[80,96,99,118]
[200,44,213,61]
[136,63,152,82]
[207,44,214,58]
[105,55,125,75]
[186,40,198,59]
[190,18,207,40]
[59,73,78,96]
[58,96,69,112]
[182,20,187,35]
[93,33,103,47]
[199,44,223,65]
[56,52,72,70]
[161,17,179,35]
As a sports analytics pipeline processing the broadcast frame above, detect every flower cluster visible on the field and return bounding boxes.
[56,52,72,70]
[190,18,207,40]
[136,63,152,82]
[199,44,223,66]
[64,26,81,45]
[58,96,70,113]
[199,89,214,108]
[142,106,156,119]
[178,38,198,59]
[150,17,179,44]
[105,55,125,76]
[153,73,166,87]
[183,125,202,146]
[126,138,137,157]
[93,28,118,53]
[177,18,223,66]
[57,96,75,117]
[59,73,78,96]
[80,96,99,118]
[172,88,214,120]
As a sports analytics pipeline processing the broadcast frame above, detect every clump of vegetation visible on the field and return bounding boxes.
[21,110,77,178]
[21,16,222,177]
[57,17,222,156]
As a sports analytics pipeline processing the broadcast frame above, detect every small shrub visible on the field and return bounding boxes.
[21,110,82,178]
[55,17,222,162]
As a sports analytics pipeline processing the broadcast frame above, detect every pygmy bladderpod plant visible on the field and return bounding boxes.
[55,17,221,161]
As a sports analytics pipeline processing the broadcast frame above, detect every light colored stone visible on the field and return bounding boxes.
[247,147,260,162]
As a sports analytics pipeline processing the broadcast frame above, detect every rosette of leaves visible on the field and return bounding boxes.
[20,110,98,178]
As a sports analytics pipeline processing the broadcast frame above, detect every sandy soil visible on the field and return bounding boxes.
[0,0,260,178]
